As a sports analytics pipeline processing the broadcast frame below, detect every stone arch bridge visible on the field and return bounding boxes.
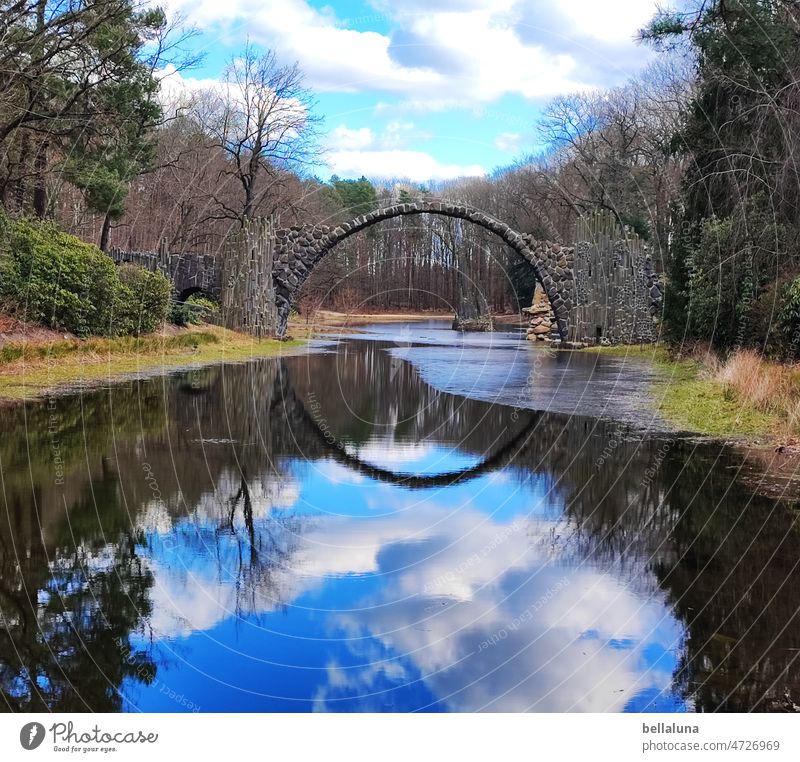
[108,201,661,345]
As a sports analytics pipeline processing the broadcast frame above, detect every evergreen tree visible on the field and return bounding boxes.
[641,0,800,350]
[0,1,175,242]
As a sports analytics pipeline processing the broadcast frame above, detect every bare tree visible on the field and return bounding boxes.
[198,44,322,224]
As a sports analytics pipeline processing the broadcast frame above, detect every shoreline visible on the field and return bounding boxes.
[3,312,795,453]
[287,309,527,334]
[302,314,793,447]
[581,344,798,449]
[0,324,307,403]
[0,310,466,403]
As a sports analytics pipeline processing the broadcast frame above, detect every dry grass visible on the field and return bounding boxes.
[291,309,451,328]
[702,349,800,437]
[715,350,797,416]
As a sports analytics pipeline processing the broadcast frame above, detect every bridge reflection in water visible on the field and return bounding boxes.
[1,334,799,713]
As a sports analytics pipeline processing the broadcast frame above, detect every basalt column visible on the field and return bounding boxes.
[219,217,279,337]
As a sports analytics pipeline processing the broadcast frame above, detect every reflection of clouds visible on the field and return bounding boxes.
[326,564,682,712]
[140,485,685,711]
[344,440,435,468]
[310,460,365,485]
[148,570,234,638]
[312,658,409,713]
[304,504,683,711]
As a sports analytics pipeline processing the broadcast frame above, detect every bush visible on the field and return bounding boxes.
[0,216,123,336]
[779,275,800,359]
[0,214,174,337]
[685,195,791,351]
[116,264,171,335]
[170,294,218,326]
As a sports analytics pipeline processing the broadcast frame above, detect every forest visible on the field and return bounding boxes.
[2,0,800,355]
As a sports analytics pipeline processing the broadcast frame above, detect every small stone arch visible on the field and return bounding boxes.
[271,200,575,338]
[175,286,214,304]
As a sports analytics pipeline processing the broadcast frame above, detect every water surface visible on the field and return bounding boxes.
[2,321,799,712]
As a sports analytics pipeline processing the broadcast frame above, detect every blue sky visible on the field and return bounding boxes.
[160,0,663,182]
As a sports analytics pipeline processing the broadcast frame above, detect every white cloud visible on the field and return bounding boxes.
[326,121,424,152]
[495,131,522,153]
[155,64,220,107]
[328,125,375,150]
[324,121,462,180]
[395,8,586,101]
[327,149,485,181]
[163,0,654,103]
[381,120,421,148]
[166,0,442,94]
[555,0,655,43]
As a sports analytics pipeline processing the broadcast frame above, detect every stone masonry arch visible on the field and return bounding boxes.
[267,362,544,489]
[272,200,575,338]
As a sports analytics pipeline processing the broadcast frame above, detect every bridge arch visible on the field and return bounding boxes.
[272,200,575,338]
[273,377,543,489]
[175,285,213,303]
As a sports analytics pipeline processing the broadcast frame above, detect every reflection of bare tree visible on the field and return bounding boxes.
[215,473,304,618]
[653,451,800,712]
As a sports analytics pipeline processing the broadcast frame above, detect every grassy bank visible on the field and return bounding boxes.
[0,325,304,402]
[587,344,798,440]
[0,308,459,402]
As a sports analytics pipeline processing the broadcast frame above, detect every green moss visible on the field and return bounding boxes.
[580,344,674,362]
[656,373,779,436]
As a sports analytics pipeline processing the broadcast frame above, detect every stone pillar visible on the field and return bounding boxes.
[524,287,554,342]
[219,217,279,337]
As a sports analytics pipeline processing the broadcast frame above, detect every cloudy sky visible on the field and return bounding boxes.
[162,0,663,182]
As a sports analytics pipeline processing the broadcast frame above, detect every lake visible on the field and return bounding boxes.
[2,321,799,712]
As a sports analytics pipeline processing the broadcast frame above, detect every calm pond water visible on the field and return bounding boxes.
[2,321,799,712]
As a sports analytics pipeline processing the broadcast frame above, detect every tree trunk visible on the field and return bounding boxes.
[33,140,48,218]
[99,213,112,252]
[14,131,30,210]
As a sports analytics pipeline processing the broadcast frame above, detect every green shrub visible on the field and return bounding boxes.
[685,195,791,351]
[0,217,123,336]
[170,294,219,326]
[779,276,800,359]
[116,264,171,335]
[0,214,174,338]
